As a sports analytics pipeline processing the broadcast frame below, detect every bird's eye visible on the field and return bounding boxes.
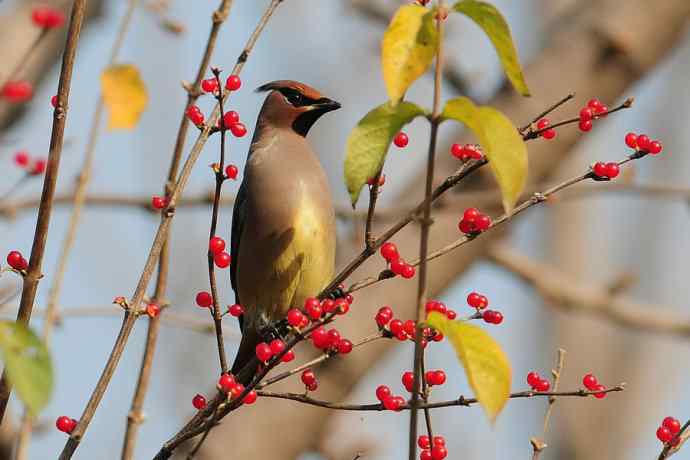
[287,92,303,105]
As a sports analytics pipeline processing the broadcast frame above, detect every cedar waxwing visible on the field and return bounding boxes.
[230,80,340,383]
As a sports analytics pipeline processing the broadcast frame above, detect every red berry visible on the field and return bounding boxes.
[458,219,475,234]
[403,320,416,337]
[463,208,480,222]
[55,416,75,434]
[446,309,457,320]
[604,162,620,179]
[401,264,416,279]
[649,140,663,155]
[304,297,320,311]
[281,349,295,362]
[389,319,404,336]
[527,372,541,388]
[214,251,231,268]
[592,162,608,177]
[625,133,637,149]
[429,370,446,386]
[402,371,415,392]
[195,291,212,308]
[228,303,243,317]
[492,311,504,324]
[433,436,445,446]
[592,384,607,399]
[466,144,483,159]
[334,298,350,315]
[192,393,207,410]
[14,151,30,168]
[209,237,226,255]
[384,396,405,411]
[587,98,603,110]
[225,75,242,91]
[218,373,235,392]
[186,105,204,125]
[582,373,598,390]
[1,81,33,102]
[326,329,341,347]
[367,174,386,186]
[201,78,219,93]
[542,129,556,140]
[535,378,551,392]
[305,301,322,320]
[393,132,409,148]
[420,450,433,460]
[657,426,673,443]
[146,303,160,318]
[450,143,464,159]
[418,435,431,449]
[321,299,336,313]
[30,159,47,175]
[287,308,304,327]
[596,104,609,116]
[51,95,58,108]
[32,7,65,28]
[269,339,286,356]
[223,110,240,128]
[151,196,165,209]
[230,383,245,399]
[6,251,25,270]
[579,107,593,121]
[337,338,353,354]
[243,390,258,404]
[475,214,491,231]
[579,120,593,132]
[536,118,550,130]
[376,311,392,327]
[467,292,482,308]
[255,342,273,362]
[431,446,448,460]
[376,385,392,401]
[311,327,330,349]
[663,417,681,434]
[229,122,247,137]
[390,258,406,275]
[636,134,651,151]
[380,242,399,261]
[225,164,239,179]
[301,369,317,386]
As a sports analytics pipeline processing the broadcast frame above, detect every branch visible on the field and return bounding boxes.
[530,349,566,460]
[0,0,88,425]
[488,244,690,337]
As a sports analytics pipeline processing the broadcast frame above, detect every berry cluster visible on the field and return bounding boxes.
[582,373,607,399]
[376,305,444,345]
[221,110,247,137]
[208,236,231,269]
[656,416,682,445]
[309,325,353,354]
[418,435,448,460]
[217,373,257,404]
[301,369,318,391]
[5,250,28,272]
[591,161,620,180]
[536,118,556,139]
[393,132,409,148]
[577,98,609,132]
[380,242,416,279]
[466,292,503,324]
[13,151,46,175]
[458,208,492,235]
[55,416,77,434]
[526,371,551,392]
[375,385,406,411]
[450,143,483,162]
[625,132,663,155]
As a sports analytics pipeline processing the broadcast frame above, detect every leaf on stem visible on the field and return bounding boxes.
[426,312,511,423]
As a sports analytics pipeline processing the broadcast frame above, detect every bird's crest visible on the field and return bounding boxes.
[256,80,324,100]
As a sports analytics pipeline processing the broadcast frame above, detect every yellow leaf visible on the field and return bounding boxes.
[453,0,530,96]
[441,97,527,213]
[381,4,438,105]
[426,312,511,423]
[101,64,148,130]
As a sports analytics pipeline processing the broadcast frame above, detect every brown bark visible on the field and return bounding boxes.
[200,0,690,458]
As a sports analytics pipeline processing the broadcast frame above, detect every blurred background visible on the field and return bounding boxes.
[1,0,690,459]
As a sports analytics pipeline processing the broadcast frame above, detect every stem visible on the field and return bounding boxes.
[0,0,88,425]
[409,8,444,460]
[530,348,566,460]
[365,172,382,249]
[13,2,140,456]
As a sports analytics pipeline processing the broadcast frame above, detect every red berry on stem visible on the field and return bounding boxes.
[663,417,681,434]
[475,214,491,231]
[7,251,25,270]
[31,159,47,175]
[229,122,247,137]
[146,303,160,318]
[56,416,75,434]
[214,251,231,268]
[209,236,226,254]
[225,164,239,179]
[431,370,447,385]
[657,426,673,443]
[390,258,406,275]
[450,143,464,159]
[223,111,240,126]
[420,451,433,460]
[625,133,638,149]
[592,162,608,177]
[151,196,166,209]
[305,301,322,320]
[380,242,399,261]
[225,75,242,91]
[527,372,541,388]
[394,132,409,148]
[228,304,244,317]
[195,291,212,308]
[542,128,557,140]
[536,118,550,130]
[433,436,445,446]
[587,98,603,110]
[535,378,551,392]
[579,120,593,132]
[593,384,607,399]
[218,373,235,392]
[301,369,316,386]
[337,338,353,354]
[186,105,204,125]
[389,319,404,336]
[402,371,415,392]
[467,292,482,308]
[463,207,480,222]
[201,78,219,93]
[401,264,416,279]
[446,309,457,320]
[579,107,593,121]
[255,342,273,362]
[192,394,207,410]
[418,435,431,449]
[287,308,304,327]
[582,373,598,390]
[376,385,392,401]
[492,311,504,324]
[281,349,295,362]
[243,390,258,404]
[14,151,30,167]
[637,134,651,151]
[311,327,330,349]
[51,95,58,108]
[431,446,448,460]
[604,162,620,179]
[458,219,475,234]
[269,339,286,355]
[649,140,663,155]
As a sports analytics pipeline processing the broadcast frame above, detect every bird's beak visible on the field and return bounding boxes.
[311,98,341,113]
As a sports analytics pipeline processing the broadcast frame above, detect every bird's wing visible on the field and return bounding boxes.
[230,178,248,330]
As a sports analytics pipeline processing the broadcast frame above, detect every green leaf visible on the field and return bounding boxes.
[426,312,511,422]
[381,4,439,105]
[441,96,527,213]
[453,0,529,96]
[0,321,53,415]
[344,101,426,206]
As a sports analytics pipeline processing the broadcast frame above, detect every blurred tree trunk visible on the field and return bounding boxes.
[199,0,690,458]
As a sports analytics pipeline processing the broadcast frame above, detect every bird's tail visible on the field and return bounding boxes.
[231,328,260,386]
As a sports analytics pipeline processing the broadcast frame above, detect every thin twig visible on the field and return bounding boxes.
[518,93,575,133]
[365,172,382,250]
[0,0,88,425]
[530,348,566,460]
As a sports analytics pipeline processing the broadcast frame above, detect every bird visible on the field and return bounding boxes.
[230,80,340,384]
